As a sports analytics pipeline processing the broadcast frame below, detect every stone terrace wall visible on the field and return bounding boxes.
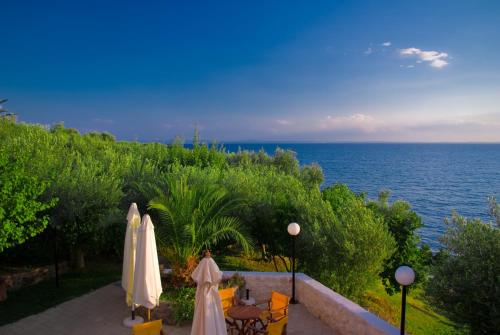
[223,271,398,335]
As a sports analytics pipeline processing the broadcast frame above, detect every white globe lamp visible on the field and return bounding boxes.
[395,265,415,335]
[395,266,415,286]
[287,222,300,236]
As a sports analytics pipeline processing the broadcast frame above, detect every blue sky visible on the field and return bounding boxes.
[2,0,500,142]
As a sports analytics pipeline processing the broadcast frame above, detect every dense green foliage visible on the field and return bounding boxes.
[161,287,196,325]
[1,118,427,306]
[367,190,431,294]
[425,206,500,334]
[0,151,56,252]
[302,184,396,299]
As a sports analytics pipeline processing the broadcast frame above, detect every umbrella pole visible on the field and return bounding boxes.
[131,304,135,320]
[148,309,151,321]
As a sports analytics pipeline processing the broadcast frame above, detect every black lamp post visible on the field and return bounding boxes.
[395,265,415,335]
[287,222,300,304]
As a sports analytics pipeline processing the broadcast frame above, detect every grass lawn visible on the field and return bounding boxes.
[361,283,465,335]
[216,254,289,272]
[0,260,121,326]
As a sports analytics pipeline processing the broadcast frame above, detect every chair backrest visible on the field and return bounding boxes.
[267,315,288,335]
[132,320,163,335]
[269,291,290,314]
[219,287,236,314]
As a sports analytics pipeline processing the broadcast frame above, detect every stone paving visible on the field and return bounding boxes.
[0,281,336,335]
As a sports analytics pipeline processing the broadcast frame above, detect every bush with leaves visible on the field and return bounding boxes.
[303,184,396,300]
[367,190,432,294]
[425,204,500,334]
[0,150,57,252]
[219,165,331,269]
[161,287,196,325]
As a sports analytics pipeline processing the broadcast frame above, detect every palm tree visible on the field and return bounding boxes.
[0,99,16,120]
[148,175,251,283]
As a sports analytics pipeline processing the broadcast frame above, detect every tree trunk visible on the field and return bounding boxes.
[72,247,85,269]
[272,255,279,272]
[261,244,267,261]
[278,255,290,272]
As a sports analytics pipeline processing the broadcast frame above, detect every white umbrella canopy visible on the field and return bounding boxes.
[191,254,227,335]
[122,202,141,306]
[133,214,163,310]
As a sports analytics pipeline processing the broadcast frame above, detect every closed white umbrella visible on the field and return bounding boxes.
[191,252,227,335]
[122,203,143,327]
[133,214,163,320]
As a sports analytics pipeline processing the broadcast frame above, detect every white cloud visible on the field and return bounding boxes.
[429,59,448,68]
[399,47,449,68]
[382,41,391,47]
[364,47,373,55]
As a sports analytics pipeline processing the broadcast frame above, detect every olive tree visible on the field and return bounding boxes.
[426,207,500,334]
[303,184,396,300]
[367,190,431,294]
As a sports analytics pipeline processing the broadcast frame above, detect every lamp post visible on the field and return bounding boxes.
[287,222,300,304]
[395,266,415,335]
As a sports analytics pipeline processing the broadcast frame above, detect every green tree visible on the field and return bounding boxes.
[367,190,431,294]
[304,184,396,300]
[50,149,124,268]
[220,165,331,269]
[426,207,500,334]
[0,152,57,252]
[148,175,251,283]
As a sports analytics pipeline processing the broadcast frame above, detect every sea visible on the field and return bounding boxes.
[222,143,500,249]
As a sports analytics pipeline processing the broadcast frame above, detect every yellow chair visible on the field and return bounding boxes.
[266,291,290,320]
[132,320,164,335]
[219,287,238,334]
[219,287,237,317]
[251,315,288,335]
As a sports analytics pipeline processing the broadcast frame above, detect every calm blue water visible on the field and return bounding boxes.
[222,143,500,249]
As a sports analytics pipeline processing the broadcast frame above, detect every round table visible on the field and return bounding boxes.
[240,297,256,306]
[228,305,263,335]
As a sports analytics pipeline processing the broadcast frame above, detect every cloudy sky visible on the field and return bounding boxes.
[2,1,500,142]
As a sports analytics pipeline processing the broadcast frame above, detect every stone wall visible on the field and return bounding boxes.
[0,262,69,301]
[223,271,398,335]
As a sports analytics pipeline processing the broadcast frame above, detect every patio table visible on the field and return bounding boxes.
[227,305,263,335]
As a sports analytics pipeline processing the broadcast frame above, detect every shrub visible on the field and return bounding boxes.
[303,184,396,300]
[0,150,57,252]
[367,190,431,294]
[167,287,196,325]
[425,209,500,334]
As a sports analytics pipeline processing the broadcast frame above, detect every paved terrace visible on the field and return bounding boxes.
[0,281,336,335]
[0,272,399,335]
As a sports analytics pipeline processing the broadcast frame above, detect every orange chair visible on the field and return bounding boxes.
[266,291,290,321]
[219,287,238,317]
[254,291,290,335]
[132,320,164,335]
[251,315,288,335]
[219,287,239,334]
